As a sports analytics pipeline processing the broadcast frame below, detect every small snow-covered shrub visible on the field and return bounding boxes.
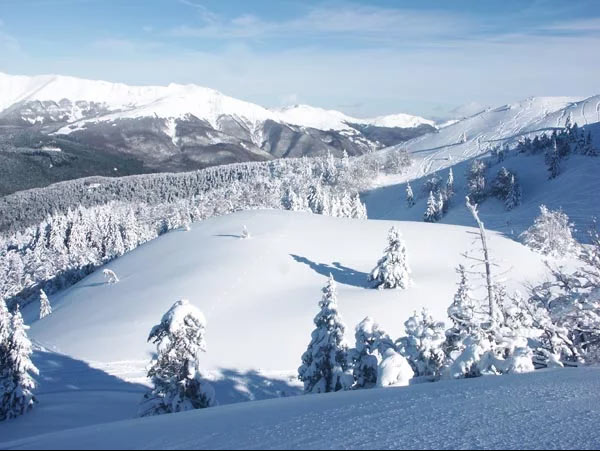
[398,309,446,378]
[103,269,120,284]
[521,205,578,257]
[350,317,394,389]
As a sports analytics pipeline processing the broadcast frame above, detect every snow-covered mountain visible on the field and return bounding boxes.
[0,72,438,195]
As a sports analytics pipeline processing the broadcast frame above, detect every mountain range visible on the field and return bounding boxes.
[0,73,435,195]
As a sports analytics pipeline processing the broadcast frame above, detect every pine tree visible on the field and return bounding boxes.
[39,289,52,319]
[436,191,445,220]
[405,182,415,208]
[423,191,438,223]
[369,227,412,289]
[446,168,455,198]
[298,275,353,394]
[141,300,215,416]
[444,265,478,357]
[467,160,487,202]
[398,308,446,378]
[1,306,38,421]
[504,174,522,211]
[351,194,368,219]
[546,138,561,179]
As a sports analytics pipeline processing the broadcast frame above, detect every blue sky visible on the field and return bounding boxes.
[1,0,599,118]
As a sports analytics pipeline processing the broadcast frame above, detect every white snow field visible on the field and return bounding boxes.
[2,367,599,450]
[26,210,555,368]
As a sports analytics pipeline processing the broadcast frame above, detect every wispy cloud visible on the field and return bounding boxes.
[169,4,473,45]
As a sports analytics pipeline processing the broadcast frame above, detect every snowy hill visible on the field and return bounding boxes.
[392,95,599,178]
[2,367,599,450]
[27,210,557,369]
[361,97,600,239]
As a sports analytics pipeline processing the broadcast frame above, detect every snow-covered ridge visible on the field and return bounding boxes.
[386,94,600,180]
[0,72,433,133]
[273,104,435,131]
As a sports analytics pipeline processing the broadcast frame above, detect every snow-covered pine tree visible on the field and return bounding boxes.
[444,265,478,357]
[520,205,578,257]
[446,168,455,196]
[467,160,487,203]
[350,317,394,389]
[351,194,368,219]
[546,138,561,179]
[39,289,52,319]
[340,192,354,218]
[369,227,412,290]
[460,131,467,144]
[406,182,415,208]
[141,300,215,416]
[1,306,38,421]
[504,174,522,211]
[398,308,446,378]
[298,275,353,393]
[436,191,445,220]
[307,180,326,214]
[423,191,438,223]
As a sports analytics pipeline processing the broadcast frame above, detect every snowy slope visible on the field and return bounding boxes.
[360,96,600,239]
[389,95,599,179]
[2,367,599,450]
[26,210,559,370]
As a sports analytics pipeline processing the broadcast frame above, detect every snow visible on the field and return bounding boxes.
[275,104,435,131]
[2,367,599,450]
[0,72,434,135]
[24,210,558,371]
[385,95,597,180]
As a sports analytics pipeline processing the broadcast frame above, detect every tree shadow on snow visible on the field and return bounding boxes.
[0,350,147,443]
[213,234,243,239]
[210,369,302,405]
[290,254,371,288]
